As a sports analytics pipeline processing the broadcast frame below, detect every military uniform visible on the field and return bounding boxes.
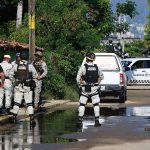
[32,51,48,110]
[76,53,104,127]
[11,52,21,67]
[0,65,5,113]
[0,55,13,113]
[9,53,38,126]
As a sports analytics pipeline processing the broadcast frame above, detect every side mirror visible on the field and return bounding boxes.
[125,66,130,72]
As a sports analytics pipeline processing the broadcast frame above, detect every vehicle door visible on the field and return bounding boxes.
[127,60,150,85]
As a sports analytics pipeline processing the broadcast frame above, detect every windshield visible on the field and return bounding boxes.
[93,55,119,71]
[121,60,132,68]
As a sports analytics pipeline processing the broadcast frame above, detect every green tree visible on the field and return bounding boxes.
[125,40,145,57]
[115,0,137,34]
[144,0,150,50]
[0,0,139,99]
[116,0,137,18]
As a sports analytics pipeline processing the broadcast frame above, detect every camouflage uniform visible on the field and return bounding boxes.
[76,52,104,127]
[0,65,5,112]
[9,52,38,126]
[0,55,13,113]
[32,51,48,110]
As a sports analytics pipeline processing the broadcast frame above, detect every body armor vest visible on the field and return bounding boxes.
[33,61,44,75]
[82,64,99,83]
[15,63,31,83]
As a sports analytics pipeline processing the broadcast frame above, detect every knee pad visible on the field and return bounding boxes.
[93,105,100,117]
[78,105,85,117]
[27,106,34,115]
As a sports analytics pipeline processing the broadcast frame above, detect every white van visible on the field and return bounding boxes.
[82,53,127,103]
[121,58,150,85]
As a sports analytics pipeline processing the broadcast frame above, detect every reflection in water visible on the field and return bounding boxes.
[126,106,150,116]
[0,120,40,150]
[85,107,126,117]
[0,109,78,149]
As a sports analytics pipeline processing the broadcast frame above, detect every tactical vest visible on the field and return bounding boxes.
[33,61,44,75]
[82,64,99,83]
[15,63,31,83]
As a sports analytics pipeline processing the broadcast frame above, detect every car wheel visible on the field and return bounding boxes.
[119,91,127,103]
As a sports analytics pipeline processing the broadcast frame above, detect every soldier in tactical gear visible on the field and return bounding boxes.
[11,52,21,67]
[76,52,104,128]
[106,40,115,53]
[9,51,38,127]
[0,55,13,114]
[32,51,48,112]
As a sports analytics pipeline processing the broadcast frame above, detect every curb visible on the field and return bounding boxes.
[0,100,70,125]
[0,115,12,125]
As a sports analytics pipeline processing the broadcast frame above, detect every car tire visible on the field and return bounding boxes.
[119,90,127,103]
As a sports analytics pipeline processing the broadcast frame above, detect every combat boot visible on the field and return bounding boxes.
[76,116,83,128]
[3,108,10,115]
[0,108,2,115]
[95,117,101,127]
[9,109,18,123]
[30,115,36,128]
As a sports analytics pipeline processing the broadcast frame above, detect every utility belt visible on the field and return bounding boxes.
[15,79,36,89]
[81,83,99,92]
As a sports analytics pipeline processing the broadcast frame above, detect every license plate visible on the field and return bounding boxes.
[101,86,105,91]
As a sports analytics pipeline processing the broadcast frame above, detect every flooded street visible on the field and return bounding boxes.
[0,89,150,150]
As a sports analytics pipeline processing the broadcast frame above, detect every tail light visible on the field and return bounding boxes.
[120,73,125,86]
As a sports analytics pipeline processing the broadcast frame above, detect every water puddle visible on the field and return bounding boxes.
[1,105,150,149]
[126,106,150,116]
[0,109,81,149]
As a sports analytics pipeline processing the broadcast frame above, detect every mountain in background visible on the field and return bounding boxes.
[111,0,150,38]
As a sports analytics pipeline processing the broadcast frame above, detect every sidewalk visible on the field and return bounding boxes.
[127,85,150,90]
[0,100,70,124]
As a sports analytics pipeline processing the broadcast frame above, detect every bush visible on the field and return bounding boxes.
[64,85,79,101]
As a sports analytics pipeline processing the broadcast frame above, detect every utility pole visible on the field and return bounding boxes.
[118,14,125,53]
[28,0,35,62]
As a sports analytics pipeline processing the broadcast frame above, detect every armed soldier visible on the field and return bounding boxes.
[0,55,13,114]
[9,51,38,127]
[106,40,115,53]
[32,51,48,112]
[11,52,21,67]
[76,52,104,128]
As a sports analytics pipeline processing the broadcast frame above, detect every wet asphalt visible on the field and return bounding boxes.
[32,88,150,150]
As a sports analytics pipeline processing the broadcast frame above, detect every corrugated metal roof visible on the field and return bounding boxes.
[0,39,44,51]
